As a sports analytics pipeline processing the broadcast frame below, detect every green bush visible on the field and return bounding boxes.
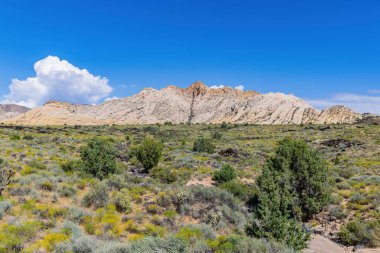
[23,135,34,140]
[221,122,228,129]
[338,219,380,247]
[134,138,163,173]
[259,138,331,221]
[0,200,12,219]
[0,221,41,252]
[249,138,332,250]
[150,167,177,183]
[236,237,295,253]
[80,138,117,180]
[60,160,80,173]
[29,160,47,170]
[211,131,222,140]
[58,185,77,197]
[212,164,237,184]
[10,135,21,140]
[81,182,109,209]
[219,180,254,201]
[112,191,132,213]
[192,138,215,154]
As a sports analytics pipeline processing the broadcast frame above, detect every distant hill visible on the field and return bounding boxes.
[0,104,30,121]
[1,82,363,125]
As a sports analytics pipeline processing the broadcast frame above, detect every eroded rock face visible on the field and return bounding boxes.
[0,104,30,121]
[2,82,362,125]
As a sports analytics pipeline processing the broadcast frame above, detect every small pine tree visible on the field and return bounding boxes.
[250,138,331,250]
[134,137,163,173]
[80,138,117,180]
[275,138,331,220]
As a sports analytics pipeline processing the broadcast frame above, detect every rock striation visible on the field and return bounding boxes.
[1,82,362,125]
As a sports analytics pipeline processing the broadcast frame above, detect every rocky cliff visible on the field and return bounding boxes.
[2,82,362,125]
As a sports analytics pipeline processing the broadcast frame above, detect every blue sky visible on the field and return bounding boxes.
[0,0,379,113]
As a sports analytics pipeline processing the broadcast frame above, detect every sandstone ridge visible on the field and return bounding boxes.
[1,82,362,125]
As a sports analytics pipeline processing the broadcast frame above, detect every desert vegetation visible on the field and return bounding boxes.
[0,123,378,252]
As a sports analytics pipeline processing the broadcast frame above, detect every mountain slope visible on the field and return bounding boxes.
[0,104,30,121]
[2,82,361,125]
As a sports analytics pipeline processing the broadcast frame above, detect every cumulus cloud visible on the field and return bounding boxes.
[209,84,244,90]
[105,96,119,102]
[2,56,113,107]
[209,85,225,89]
[307,93,380,115]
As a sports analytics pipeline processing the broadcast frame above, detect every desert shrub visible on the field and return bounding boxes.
[82,182,109,209]
[150,167,177,183]
[106,174,129,190]
[10,135,21,140]
[58,185,77,197]
[29,233,69,252]
[179,186,241,211]
[97,236,187,253]
[338,219,380,247]
[111,191,131,213]
[164,209,177,221]
[0,163,15,196]
[212,164,236,184]
[236,237,295,253]
[211,131,222,140]
[349,193,369,205]
[329,205,347,220]
[29,160,47,170]
[35,204,67,220]
[156,192,174,207]
[71,235,96,253]
[143,125,160,135]
[221,122,228,129]
[95,205,122,238]
[219,180,254,201]
[38,181,55,191]
[0,221,41,252]
[146,204,160,214]
[144,223,166,237]
[176,226,204,243]
[192,138,215,154]
[80,138,117,180]
[23,134,34,140]
[0,200,12,219]
[67,207,89,223]
[60,160,80,173]
[133,138,163,173]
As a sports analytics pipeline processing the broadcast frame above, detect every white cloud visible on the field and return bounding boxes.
[368,89,380,94]
[209,84,244,91]
[209,85,225,89]
[2,56,113,107]
[105,96,119,102]
[307,93,380,115]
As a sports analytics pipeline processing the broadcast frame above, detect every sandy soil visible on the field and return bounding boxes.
[304,235,380,253]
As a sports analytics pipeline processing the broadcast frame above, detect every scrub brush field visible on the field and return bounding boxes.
[0,123,379,252]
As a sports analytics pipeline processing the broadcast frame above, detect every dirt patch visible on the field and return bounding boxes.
[186,176,214,187]
[304,235,348,253]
